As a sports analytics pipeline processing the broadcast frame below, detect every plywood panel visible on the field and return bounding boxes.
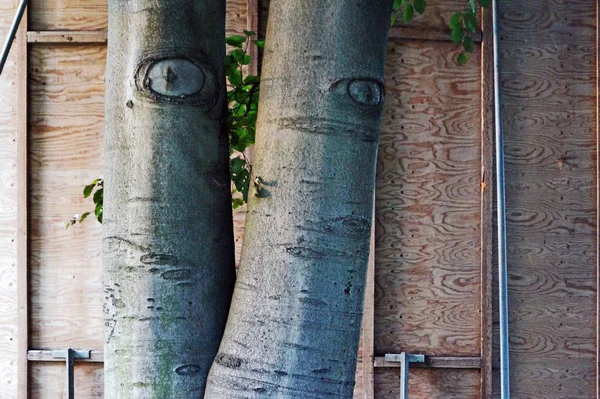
[498,0,598,396]
[374,40,482,361]
[30,362,103,398]
[0,2,22,397]
[374,368,479,399]
[392,0,468,31]
[29,0,249,35]
[28,44,106,349]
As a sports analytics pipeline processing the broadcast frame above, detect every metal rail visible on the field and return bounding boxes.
[492,0,511,397]
[0,0,27,76]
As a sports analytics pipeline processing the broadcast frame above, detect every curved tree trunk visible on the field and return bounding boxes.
[205,1,392,397]
[103,1,235,396]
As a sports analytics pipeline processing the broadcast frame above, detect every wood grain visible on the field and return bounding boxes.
[30,362,103,398]
[480,6,494,397]
[28,44,106,350]
[16,7,28,396]
[28,0,249,35]
[374,40,482,360]
[0,2,22,397]
[497,0,598,396]
[392,0,472,31]
[374,368,480,399]
[28,30,107,44]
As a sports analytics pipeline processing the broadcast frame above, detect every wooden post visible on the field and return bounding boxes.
[16,4,28,396]
[480,6,495,398]
[362,207,376,399]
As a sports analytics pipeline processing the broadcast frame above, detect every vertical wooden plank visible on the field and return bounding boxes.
[361,211,375,399]
[16,5,28,396]
[480,7,494,399]
[597,0,600,394]
[247,0,259,76]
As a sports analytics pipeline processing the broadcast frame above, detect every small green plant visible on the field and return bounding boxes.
[66,178,103,228]
[391,0,491,65]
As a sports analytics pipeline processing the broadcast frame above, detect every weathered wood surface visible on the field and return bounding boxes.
[30,362,103,398]
[497,0,598,397]
[374,368,480,399]
[29,0,249,35]
[28,44,106,352]
[373,38,482,397]
[0,2,21,397]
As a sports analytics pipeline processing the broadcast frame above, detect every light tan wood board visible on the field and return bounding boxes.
[0,1,23,397]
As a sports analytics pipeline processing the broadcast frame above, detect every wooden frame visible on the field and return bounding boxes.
[480,7,494,399]
[16,4,28,397]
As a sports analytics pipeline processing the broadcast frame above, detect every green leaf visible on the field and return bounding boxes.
[95,202,103,217]
[414,0,426,14]
[243,30,257,37]
[402,4,414,22]
[225,35,246,48]
[451,25,463,44]
[449,12,462,29]
[457,51,469,66]
[231,49,246,63]
[478,0,491,8]
[228,69,243,86]
[468,0,476,13]
[79,212,90,223]
[232,197,244,209]
[231,157,246,174]
[242,54,251,65]
[464,9,478,33]
[252,39,265,49]
[83,183,96,198]
[390,12,398,27]
[393,0,403,10]
[244,75,260,84]
[462,36,475,53]
[93,187,103,204]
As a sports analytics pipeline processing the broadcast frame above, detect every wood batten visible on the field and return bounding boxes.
[16,5,28,396]
[374,356,482,369]
[389,26,483,43]
[27,31,107,44]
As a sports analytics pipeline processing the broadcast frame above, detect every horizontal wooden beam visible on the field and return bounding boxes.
[389,26,483,43]
[374,356,482,369]
[27,31,107,44]
[27,350,104,363]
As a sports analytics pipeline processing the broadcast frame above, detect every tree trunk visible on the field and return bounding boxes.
[103,1,235,396]
[205,1,392,397]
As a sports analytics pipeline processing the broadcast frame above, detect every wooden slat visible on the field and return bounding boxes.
[27,31,107,44]
[16,6,28,396]
[361,211,375,399]
[597,0,600,394]
[389,26,482,43]
[246,0,259,76]
[27,350,104,363]
[374,356,482,369]
[374,368,480,399]
[479,7,494,399]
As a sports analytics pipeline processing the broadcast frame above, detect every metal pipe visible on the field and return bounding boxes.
[492,0,510,397]
[0,0,28,76]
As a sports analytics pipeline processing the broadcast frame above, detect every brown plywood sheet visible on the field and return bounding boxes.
[497,0,598,397]
[374,368,479,399]
[374,39,482,359]
[28,44,106,349]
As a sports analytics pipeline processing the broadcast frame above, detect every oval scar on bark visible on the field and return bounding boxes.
[347,79,384,106]
[175,364,202,375]
[145,58,205,97]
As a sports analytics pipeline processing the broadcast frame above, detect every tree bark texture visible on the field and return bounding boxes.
[205,1,392,397]
[103,1,235,397]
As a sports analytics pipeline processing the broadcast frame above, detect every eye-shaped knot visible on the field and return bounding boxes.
[134,54,220,107]
[347,79,384,106]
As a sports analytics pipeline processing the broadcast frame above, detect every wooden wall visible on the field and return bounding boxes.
[0,1,21,397]
[498,0,598,397]
[0,0,598,397]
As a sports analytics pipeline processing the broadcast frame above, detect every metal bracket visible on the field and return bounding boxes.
[0,0,28,76]
[384,353,425,399]
[52,349,91,399]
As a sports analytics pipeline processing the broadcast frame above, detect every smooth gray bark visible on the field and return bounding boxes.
[103,1,235,397]
[205,1,392,397]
